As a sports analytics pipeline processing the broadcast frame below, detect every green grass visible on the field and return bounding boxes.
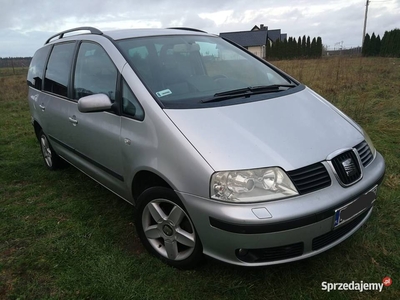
[1,57,399,299]
[0,67,28,77]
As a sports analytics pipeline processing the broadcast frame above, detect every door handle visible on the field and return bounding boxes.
[69,116,78,126]
[39,104,45,111]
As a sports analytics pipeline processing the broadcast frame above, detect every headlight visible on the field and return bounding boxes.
[363,129,376,158]
[210,167,298,203]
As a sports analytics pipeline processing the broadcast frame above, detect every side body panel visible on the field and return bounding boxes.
[44,96,76,160]
[120,65,214,202]
[66,105,127,197]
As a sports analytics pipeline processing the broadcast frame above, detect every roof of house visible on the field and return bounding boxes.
[219,30,268,47]
[251,24,268,31]
[220,28,286,47]
[265,29,282,42]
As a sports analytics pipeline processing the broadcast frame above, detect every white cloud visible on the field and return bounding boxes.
[0,0,399,56]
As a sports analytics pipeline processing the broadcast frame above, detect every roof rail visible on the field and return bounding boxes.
[167,27,207,33]
[45,27,103,45]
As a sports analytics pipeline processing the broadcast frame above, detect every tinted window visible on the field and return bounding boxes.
[74,42,117,102]
[44,43,75,97]
[122,79,144,121]
[117,35,293,108]
[27,45,51,89]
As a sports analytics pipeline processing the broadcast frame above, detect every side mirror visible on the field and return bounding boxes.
[78,94,113,113]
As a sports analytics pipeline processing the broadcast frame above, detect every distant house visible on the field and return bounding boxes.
[220,24,287,58]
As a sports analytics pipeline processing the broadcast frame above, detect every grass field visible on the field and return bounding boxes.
[1,57,399,299]
[0,67,28,77]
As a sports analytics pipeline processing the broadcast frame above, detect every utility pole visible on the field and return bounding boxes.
[362,0,370,48]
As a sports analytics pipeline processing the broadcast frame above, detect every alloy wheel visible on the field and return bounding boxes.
[142,199,196,261]
[40,135,53,168]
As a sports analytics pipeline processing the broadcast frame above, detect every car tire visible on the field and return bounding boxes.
[135,187,203,269]
[38,130,63,170]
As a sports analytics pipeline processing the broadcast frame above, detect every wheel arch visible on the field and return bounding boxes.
[132,170,174,203]
[33,120,42,140]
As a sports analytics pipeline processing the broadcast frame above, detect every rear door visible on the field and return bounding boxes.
[27,45,52,132]
[41,42,77,159]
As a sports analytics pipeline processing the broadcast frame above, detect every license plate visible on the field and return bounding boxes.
[333,185,377,228]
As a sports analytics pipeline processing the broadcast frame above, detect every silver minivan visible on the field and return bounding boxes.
[27,27,385,268]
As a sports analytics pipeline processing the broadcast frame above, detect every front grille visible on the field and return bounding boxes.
[236,242,304,263]
[331,150,361,185]
[312,208,370,251]
[287,163,331,194]
[355,141,373,167]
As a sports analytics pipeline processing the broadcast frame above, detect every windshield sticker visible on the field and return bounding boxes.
[156,89,172,98]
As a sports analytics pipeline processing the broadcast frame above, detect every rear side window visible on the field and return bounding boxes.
[27,46,51,90]
[73,42,117,102]
[44,43,75,97]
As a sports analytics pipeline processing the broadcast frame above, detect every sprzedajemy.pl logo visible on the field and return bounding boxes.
[321,277,392,292]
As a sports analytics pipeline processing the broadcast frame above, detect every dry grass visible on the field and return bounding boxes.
[273,57,400,126]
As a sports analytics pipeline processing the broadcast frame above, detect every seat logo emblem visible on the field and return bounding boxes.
[341,158,357,177]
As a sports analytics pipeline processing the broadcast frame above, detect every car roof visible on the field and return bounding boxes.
[45,27,212,45]
[103,28,210,40]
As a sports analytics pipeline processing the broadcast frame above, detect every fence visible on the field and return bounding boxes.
[0,57,31,76]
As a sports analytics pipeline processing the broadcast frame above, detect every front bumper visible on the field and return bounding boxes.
[178,152,385,266]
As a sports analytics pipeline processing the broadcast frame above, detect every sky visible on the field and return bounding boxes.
[0,0,399,57]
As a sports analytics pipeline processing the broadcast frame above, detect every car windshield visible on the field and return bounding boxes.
[117,35,294,108]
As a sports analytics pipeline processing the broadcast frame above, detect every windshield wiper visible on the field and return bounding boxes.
[202,84,297,103]
[249,84,297,91]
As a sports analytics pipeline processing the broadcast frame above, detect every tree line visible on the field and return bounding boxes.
[266,35,323,60]
[362,29,400,57]
[0,57,32,68]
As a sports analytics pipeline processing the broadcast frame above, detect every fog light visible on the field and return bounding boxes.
[237,248,249,257]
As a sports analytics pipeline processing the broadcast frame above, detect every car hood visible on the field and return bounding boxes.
[164,87,364,171]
